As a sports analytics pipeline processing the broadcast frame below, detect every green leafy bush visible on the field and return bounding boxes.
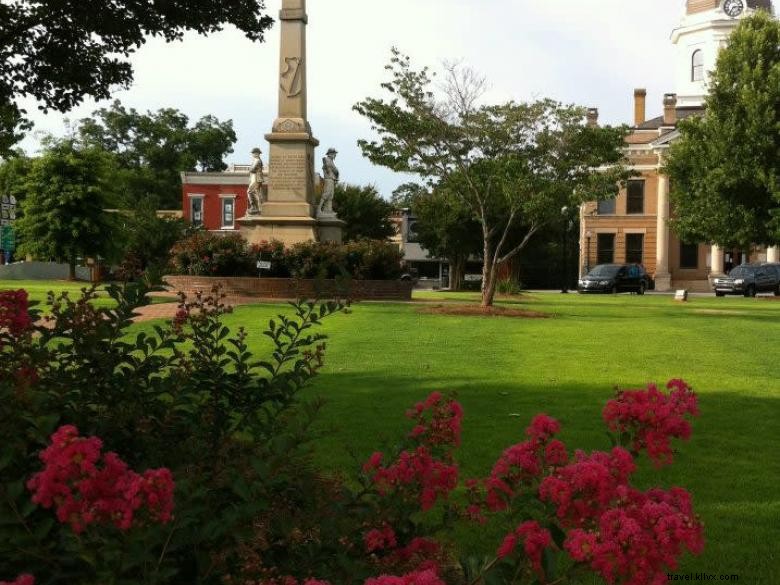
[0,285,349,583]
[169,230,255,276]
[168,232,404,280]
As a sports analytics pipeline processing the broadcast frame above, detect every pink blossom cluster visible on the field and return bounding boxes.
[496,520,552,578]
[364,393,460,511]
[364,568,445,585]
[260,577,330,585]
[603,379,699,466]
[539,447,636,526]
[364,523,397,553]
[484,414,568,512]
[406,391,464,447]
[27,425,175,534]
[564,487,704,585]
[0,289,31,338]
[364,446,458,511]
[537,445,703,584]
[0,575,34,585]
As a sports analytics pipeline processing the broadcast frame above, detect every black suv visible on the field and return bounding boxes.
[711,263,780,297]
[578,264,652,294]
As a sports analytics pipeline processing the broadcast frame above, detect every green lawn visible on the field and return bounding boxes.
[0,280,174,309]
[153,291,779,582]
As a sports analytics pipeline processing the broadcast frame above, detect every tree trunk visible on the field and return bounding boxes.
[481,261,499,307]
[68,256,76,280]
[449,255,465,291]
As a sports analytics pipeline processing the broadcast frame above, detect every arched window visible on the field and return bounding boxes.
[691,50,704,82]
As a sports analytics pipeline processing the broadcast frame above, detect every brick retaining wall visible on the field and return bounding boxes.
[163,275,413,301]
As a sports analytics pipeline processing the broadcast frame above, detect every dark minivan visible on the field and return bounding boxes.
[578,264,652,294]
[711,263,780,297]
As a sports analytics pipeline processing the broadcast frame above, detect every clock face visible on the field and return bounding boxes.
[724,0,745,17]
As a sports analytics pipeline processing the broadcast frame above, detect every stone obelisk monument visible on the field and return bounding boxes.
[239,0,344,245]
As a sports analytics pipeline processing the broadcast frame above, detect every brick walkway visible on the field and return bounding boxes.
[133,295,266,323]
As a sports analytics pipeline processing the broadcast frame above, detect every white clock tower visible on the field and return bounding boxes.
[672,0,774,107]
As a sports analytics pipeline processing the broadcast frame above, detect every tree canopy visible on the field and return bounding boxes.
[332,183,396,242]
[410,186,481,290]
[665,12,780,249]
[0,0,272,154]
[354,49,630,306]
[16,139,120,279]
[75,101,237,209]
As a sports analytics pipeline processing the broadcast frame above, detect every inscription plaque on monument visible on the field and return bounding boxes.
[270,152,307,191]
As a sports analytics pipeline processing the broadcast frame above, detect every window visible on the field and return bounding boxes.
[597,199,616,215]
[406,218,419,243]
[626,233,644,264]
[189,196,204,228]
[597,233,615,264]
[221,197,235,228]
[680,242,699,269]
[626,180,645,214]
[691,50,704,82]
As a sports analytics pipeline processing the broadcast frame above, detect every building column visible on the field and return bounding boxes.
[710,245,724,276]
[767,246,779,263]
[655,172,672,292]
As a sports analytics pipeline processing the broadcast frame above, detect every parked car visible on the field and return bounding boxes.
[711,263,780,297]
[578,263,652,294]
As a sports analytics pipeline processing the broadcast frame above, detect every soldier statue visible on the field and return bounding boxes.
[247,148,265,215]
[319,148,339,217]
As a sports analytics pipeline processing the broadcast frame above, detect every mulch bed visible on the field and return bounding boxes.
[417,304,551,319]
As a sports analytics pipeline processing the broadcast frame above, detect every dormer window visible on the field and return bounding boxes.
[691,50,704,82]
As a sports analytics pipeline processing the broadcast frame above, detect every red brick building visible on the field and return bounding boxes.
[180,165,266,232]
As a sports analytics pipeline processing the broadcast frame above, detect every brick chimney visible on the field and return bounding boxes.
[663,93,678,126]
[634,88,647,126]
[586,108,599,128]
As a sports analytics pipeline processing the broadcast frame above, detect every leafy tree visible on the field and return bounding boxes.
[115,195,187,281]
[76,101,237,209]
[355,50,629,306]
[16,139,120,279]
[665,12,780,250]
[333,183,395,242]
[0,0,272,154]
[391,182,427,210]
[0,151,32,206]
[411,187,481,290]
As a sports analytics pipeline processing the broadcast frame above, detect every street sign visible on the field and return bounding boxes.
[0,225,15,251]
[257,260,272,270]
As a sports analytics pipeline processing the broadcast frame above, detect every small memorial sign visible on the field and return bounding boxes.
[257,260,272,270]
[674,289,688,302]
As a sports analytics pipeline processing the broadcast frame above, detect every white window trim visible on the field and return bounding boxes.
[188,194,205,227]
[221,196,236,229]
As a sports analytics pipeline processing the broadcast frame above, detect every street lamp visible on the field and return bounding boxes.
[561,205,571,294]
[585,230,592,274]
[560,206,575,293]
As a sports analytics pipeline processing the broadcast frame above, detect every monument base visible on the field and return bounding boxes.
[239,216,318,246]
[317,216,346,244]
[238,215,346,246]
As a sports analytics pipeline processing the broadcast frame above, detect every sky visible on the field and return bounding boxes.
[18,0,695,198]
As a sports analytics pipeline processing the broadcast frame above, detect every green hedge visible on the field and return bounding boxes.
[169,232,403,280]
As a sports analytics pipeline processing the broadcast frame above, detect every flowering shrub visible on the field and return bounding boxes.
[27,425,174,534]
[603,378,699,466]
[168,232,403,280]
[0,290,31,337]
[169,230,256,276]
[0,576,34,585]
[1,283,703,584]
[0,284,349,584]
